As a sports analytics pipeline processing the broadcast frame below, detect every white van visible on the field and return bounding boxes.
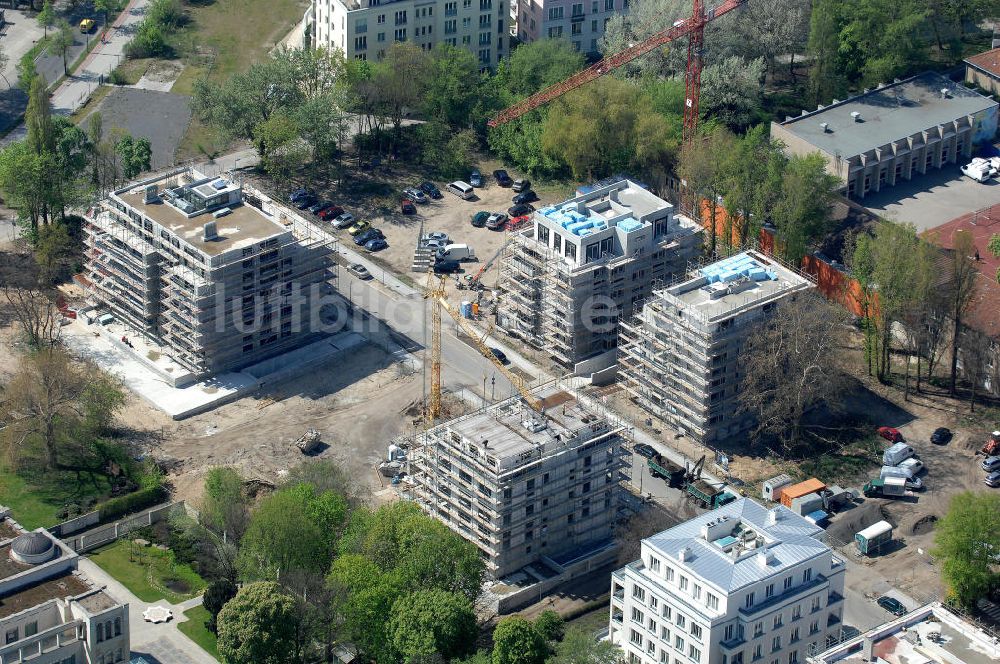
[880,465,923,489]
[447,181,475,200]
[436,243,475,262]
[882,442,914,466]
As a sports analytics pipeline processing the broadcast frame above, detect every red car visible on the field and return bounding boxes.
[877,426,904,443]
[401,198,416,214]
[508,214,532,231]
[317,205,345,221]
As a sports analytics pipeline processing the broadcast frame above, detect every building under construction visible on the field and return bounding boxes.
[408,385,631,579]
[619,251,813,445]
[497,180,701,379]
[83,168,329,380]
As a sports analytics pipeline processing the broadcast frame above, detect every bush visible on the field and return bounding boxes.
[147,0,185,29]
[125,21,171,59]
[108,67,128,86]
[97,484,167,522]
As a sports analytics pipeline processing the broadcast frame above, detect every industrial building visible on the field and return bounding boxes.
[807,601,999,664]
[0,508,129,664]
[408,385,630,579]
[310,0,508,69]
[497,179,702,378]
[618,251,813,446]
[770,72,998,199]
[512,0,626,55]
[83,168,330,381]
[610,498,846,664]
[965,46,1000,96]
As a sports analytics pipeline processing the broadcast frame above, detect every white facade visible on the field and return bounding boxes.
[610,499,846,664]
[312,0,507,69]
[512,0,627,54]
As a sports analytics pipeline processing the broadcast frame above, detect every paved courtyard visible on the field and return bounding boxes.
[84,87,192,168]
[862,161,1000,231]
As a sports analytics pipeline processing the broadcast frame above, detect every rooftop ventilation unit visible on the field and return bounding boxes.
[203,221,218,242]
[851,111,862,122]
[144,184,159,204]
[521,418,547,434]
[820,122,830,133]
[678,546,689,562]
[212,207,232,219]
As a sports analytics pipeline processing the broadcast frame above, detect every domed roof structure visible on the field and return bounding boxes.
[10,531,55,564]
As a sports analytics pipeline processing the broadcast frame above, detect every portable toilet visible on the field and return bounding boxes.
[762,474,793,502]
[855,520,893,555]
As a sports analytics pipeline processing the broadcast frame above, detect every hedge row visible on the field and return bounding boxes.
[97,485,168,523]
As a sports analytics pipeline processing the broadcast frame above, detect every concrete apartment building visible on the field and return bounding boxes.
[0,509,129,664]
[311,0,508,69]
[408,386,630,579]
[512,0,627,55]
[770,72,998,199]
[610,498,846,664]
[497,180,701,378]
[618,251,812,446]
[83,168,329,382]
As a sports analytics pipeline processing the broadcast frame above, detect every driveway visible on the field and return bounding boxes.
[77,558,217,664]
[862,162,1000,231]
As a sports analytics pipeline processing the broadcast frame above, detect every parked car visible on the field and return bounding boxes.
[348,264,372,280]
[508,214,532,230]
[348,220,371,236]
[295,194,318,210]
[877,596,907,617]
[512,178,531,193]
[489,347,509,364]
[424,232,450,243]
[420,182,442,199]
[508,203,535,217]
[930,427,952,445]
[877,426,904,443]
[433,260,461,274]
[422,238,448,251]
[471,211,490,228]
[334,213,356,229]
[401,198,417,214]
[366,238,389,252]
[897,458,924,476]
[404,187,428,204]
[354,228,384,245]
[317,205,345,221]
[80,18,96,33]
[469,169,484,187]
[986,471,1000,488]
[289,187,312,202]
[493,169,513,187]
[512,190,539,205]
[983,456,1000,472]
[309,200,335,215]
[633,443,657,459]
[486,212,509,231]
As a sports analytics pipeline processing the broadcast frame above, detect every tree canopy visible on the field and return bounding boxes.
[934,491,1000,607]
[216,582,301,664]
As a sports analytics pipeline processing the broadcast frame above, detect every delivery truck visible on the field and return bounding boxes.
[863,476,910,498]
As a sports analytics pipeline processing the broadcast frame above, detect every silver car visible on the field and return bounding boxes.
[985,471,1000,488]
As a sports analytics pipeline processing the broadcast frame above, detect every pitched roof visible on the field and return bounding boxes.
[644,498,829,593]
[966,47,1000,78]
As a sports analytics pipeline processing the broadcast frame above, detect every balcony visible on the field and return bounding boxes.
[827,591,844,606]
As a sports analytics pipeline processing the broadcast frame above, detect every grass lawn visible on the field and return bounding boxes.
[89,540,206,604]
[0,465,112,530]
[179,605,220,660]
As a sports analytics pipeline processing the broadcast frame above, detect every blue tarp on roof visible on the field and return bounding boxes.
[805,510,829,526]
[700,253,777,283]
[618,217,643,233]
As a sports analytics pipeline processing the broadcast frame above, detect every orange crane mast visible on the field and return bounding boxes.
[487,0,748,145]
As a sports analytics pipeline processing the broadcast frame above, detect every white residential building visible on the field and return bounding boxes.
[512,0,627,55]
[610,499,846,664]
[311,0,508,69]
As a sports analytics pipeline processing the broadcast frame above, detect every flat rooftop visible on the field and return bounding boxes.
[666,251,812,323]
[434,387,618,472]
[645,498,832,592]
[536,180,669,238]
[0,544,33,580]
[76,589,119,613]
[811,603,1000,664]
[118,180,286,258]
[778,71,997,158]
[0,571,90,619]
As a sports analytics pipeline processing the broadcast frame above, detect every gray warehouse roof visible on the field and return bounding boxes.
[645,498,831,593]
[777,72,997,158]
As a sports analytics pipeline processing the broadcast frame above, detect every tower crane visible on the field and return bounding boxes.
[424,271,542,421]
[487,0,748,145]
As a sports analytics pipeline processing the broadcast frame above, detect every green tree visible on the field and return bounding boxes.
[48,20,75,77]
[933,491,1000,607]
[678,127,735,256]
[700,56,765,131]
[495,39,585,98]
[216,582,300,664]
[203,578,238,633]
[37,1,56,37]
[988,233,1000,283]
[328,554,402,664]
[253,112,306,178]
[421,44,482,127]
[201,467,249,540]
[945,230,980,396]
[35,221,77,285]
[548,627,623,664]
[125,19,171,59]
[491,617,547,664]
[94,0,122,29]
[146,0,184,28]
[806,0,847,105]
[417,121,477,178]
[772,153,839,265]
[837,0,929,86]
[115,135,152,179]
[388,590,478,663]
[533,610,564,643]
[721,126,786,251]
